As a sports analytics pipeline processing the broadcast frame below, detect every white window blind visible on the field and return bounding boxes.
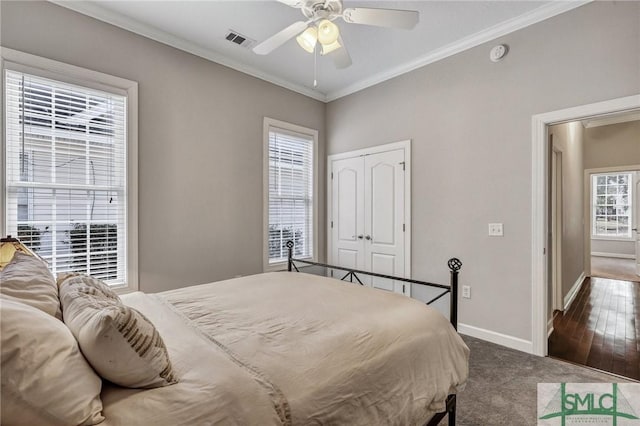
[4,70,128,284]
[268,127,313,263]
[592,172,632,238]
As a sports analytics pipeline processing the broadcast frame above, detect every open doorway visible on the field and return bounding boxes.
[546,112,640,379]
[531,94,640,357]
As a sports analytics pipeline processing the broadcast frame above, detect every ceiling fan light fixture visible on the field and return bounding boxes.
[317,19,339,45]
[296,26,318,53]
[321,39,341,55]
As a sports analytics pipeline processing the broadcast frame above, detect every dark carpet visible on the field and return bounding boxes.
[444,335,635,425]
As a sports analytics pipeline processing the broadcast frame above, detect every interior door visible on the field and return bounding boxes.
[364,149,405,293]
[551,148,563,311]
[331,156,365,271]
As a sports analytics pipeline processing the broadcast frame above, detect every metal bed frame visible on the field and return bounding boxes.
[285,241,462,426]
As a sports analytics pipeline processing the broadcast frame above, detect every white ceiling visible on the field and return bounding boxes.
[54,1,588,102]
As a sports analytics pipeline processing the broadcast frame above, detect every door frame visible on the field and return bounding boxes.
[531,93,640,356]
[327,140,412,286]
[637,175,640,275]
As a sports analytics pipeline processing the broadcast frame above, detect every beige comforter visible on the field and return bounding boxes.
[102,272,469,425]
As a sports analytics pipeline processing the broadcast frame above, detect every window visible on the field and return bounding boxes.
[264,118,317,268]
[592,172,632,238]
[3,56,136,290]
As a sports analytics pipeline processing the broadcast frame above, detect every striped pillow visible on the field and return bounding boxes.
[59,274,177,388]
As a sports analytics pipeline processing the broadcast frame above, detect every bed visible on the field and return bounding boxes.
[0,240,469,426]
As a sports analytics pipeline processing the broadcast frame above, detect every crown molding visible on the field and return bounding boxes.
[49,1,328,102]
[50,0,589,104]
[324,1,591,102]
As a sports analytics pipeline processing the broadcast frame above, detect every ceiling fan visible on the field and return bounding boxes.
[253,0,419,69]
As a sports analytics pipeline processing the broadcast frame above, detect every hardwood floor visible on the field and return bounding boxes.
[548,276,640,381]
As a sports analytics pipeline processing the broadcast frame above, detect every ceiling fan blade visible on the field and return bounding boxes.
[342,8,419,29]
[253,21,309,55]
[330,37,352,69]
[277,0,304,8]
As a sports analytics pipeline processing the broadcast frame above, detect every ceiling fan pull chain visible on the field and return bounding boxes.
[313,44,318,87]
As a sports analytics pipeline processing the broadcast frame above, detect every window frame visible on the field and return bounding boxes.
[1,47,139,293]
[590,171,633,241]
[263,117,318,272]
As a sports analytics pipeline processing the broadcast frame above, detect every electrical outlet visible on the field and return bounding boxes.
[462,285,471,299]
[488,223,504,236]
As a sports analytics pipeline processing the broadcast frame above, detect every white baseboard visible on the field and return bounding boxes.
[563,271,586,311]
[591,252,636,260]
[547,317,554,338]
[458,323,533,354]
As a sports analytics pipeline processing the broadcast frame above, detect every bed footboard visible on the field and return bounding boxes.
[285,240,462,330]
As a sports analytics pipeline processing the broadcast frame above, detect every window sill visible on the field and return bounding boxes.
[111,280,139,295]
[591,235,634,242]
[264,256,315,273]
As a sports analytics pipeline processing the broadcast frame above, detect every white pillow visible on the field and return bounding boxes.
[0,251,62,319]
[0,296,104,426]
[59,274,177,389]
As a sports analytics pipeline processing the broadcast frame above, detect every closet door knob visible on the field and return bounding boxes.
[357,235,364,239]
[365,235,371,240]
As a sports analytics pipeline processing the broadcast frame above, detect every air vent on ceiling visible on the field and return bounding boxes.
[225,30,255,49]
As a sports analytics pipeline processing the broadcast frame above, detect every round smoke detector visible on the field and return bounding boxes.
[490,44,508,62]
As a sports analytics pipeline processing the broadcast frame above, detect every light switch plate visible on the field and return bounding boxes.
[488,223,504,236]
[462,285,471,299]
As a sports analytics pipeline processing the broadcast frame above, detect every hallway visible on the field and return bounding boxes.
[548,276,640,380]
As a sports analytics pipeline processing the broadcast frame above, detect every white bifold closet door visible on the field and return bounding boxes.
[331,156,365,271]
[331,148,406,294]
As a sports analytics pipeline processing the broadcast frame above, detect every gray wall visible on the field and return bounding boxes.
[584,120,640,170]
[592,239,635,257]
[326,1,640,341]
[585,122,640,258]
[549,122,585,302]
[0,1,326,293]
